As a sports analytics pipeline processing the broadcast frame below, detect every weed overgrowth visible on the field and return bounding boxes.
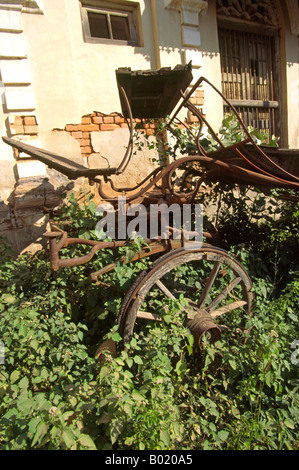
[0,116,298,449]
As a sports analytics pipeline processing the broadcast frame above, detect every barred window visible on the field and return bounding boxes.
[80,1,142,46]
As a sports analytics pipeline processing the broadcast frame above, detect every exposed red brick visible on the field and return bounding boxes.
[81,116,92,124]
[188,113,200,123]
[12,116,24,126]
[82,132,91,139]
[71,131,83,139]
[23,116,37,126]
[11,126,24,135]
[81,124,100,132]
[81,146,92,154]
[114,116,125,124]
[66,124,82,132]
[79,139,91,147]
[24,125,39,134]
[92,116,103,124]
[195,89,204,99]
[103,116,114,124]
[190,96,204,106]
[100,123,120,131]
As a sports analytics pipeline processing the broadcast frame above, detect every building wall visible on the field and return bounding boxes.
[285,32,299,148]
[0,0,298,252]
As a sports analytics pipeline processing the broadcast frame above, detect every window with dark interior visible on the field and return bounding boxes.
[80,1,141,46]
[216,0,281,142]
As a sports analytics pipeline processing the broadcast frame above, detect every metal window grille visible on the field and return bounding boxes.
[218,27,279,140]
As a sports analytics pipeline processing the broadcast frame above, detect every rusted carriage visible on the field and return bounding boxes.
[3,64,299,353]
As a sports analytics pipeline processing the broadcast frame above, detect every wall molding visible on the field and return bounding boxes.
[164,0,208,25]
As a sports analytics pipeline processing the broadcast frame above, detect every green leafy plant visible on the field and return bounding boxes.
[0,113,298,450]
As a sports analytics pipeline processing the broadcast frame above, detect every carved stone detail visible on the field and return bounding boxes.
[164,0,208,18]
[22,1,44,15]
[216,0,279,27]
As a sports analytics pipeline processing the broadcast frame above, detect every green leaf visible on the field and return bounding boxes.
[17,397,34,412]
[265,370,273,387]
[19,376,29,390]
[175,359,187,379]
[63,411,74,422]
[41,367,49,379]
[19,324,27,337]
[110,419,123,445]
[99,366,109,382]
[31,422,48,447]
[88,200,97,215]
[228,358,237,370]
[132,390,146,402]
[10,370,20,384]
[284,418,295,429]
[79,434,97,450]
[77,330,84,342]
[28,417,41,435]
[160,429,170,448]
[77,228,91,239]
[133,355,143,365]
[111,332,122,342]
[123,352,131,366]
[1,294,16,304]
[99,412,112,424]
[30,339,39,351]
[123,403,133,417]
[218,430,229,442]
[62,429,75,449]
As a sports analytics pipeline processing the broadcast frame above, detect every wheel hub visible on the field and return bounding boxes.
[186,311,222,346]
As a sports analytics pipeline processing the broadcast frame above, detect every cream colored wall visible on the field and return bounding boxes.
[0,111,16,202]
[155,0,183,68]
[1,0,299,254]
[21,0,149,135]
[197,0,223,134]
[17,0,187,201]
[285,33,299,149]
[21,0,184,140]
[3,0,299,161]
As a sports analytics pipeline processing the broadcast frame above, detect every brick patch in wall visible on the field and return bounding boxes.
[8,115,39,139]
[7,115,40,161]
[190,88,205,106]
[188,87,205,122]
[7,101,206,162]
[53,111,168,159]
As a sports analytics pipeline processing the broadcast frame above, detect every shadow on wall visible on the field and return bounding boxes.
[0,174,74,256]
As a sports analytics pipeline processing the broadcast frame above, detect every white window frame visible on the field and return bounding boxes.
[80,1,142,46]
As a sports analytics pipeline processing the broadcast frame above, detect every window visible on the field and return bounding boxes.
[216,0,282,143]
[80,1,142,46]
[218,25,280,141]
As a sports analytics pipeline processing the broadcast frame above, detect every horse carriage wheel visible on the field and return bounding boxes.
[118,245,253,349]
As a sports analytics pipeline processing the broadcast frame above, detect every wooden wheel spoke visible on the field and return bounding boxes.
[210,300,248,319]
[207,276,242,313]
[155,279,176,300]
[136,311,162,321]
[118,248,253,345]
[197,261,221,308]
[155,279,199,318]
